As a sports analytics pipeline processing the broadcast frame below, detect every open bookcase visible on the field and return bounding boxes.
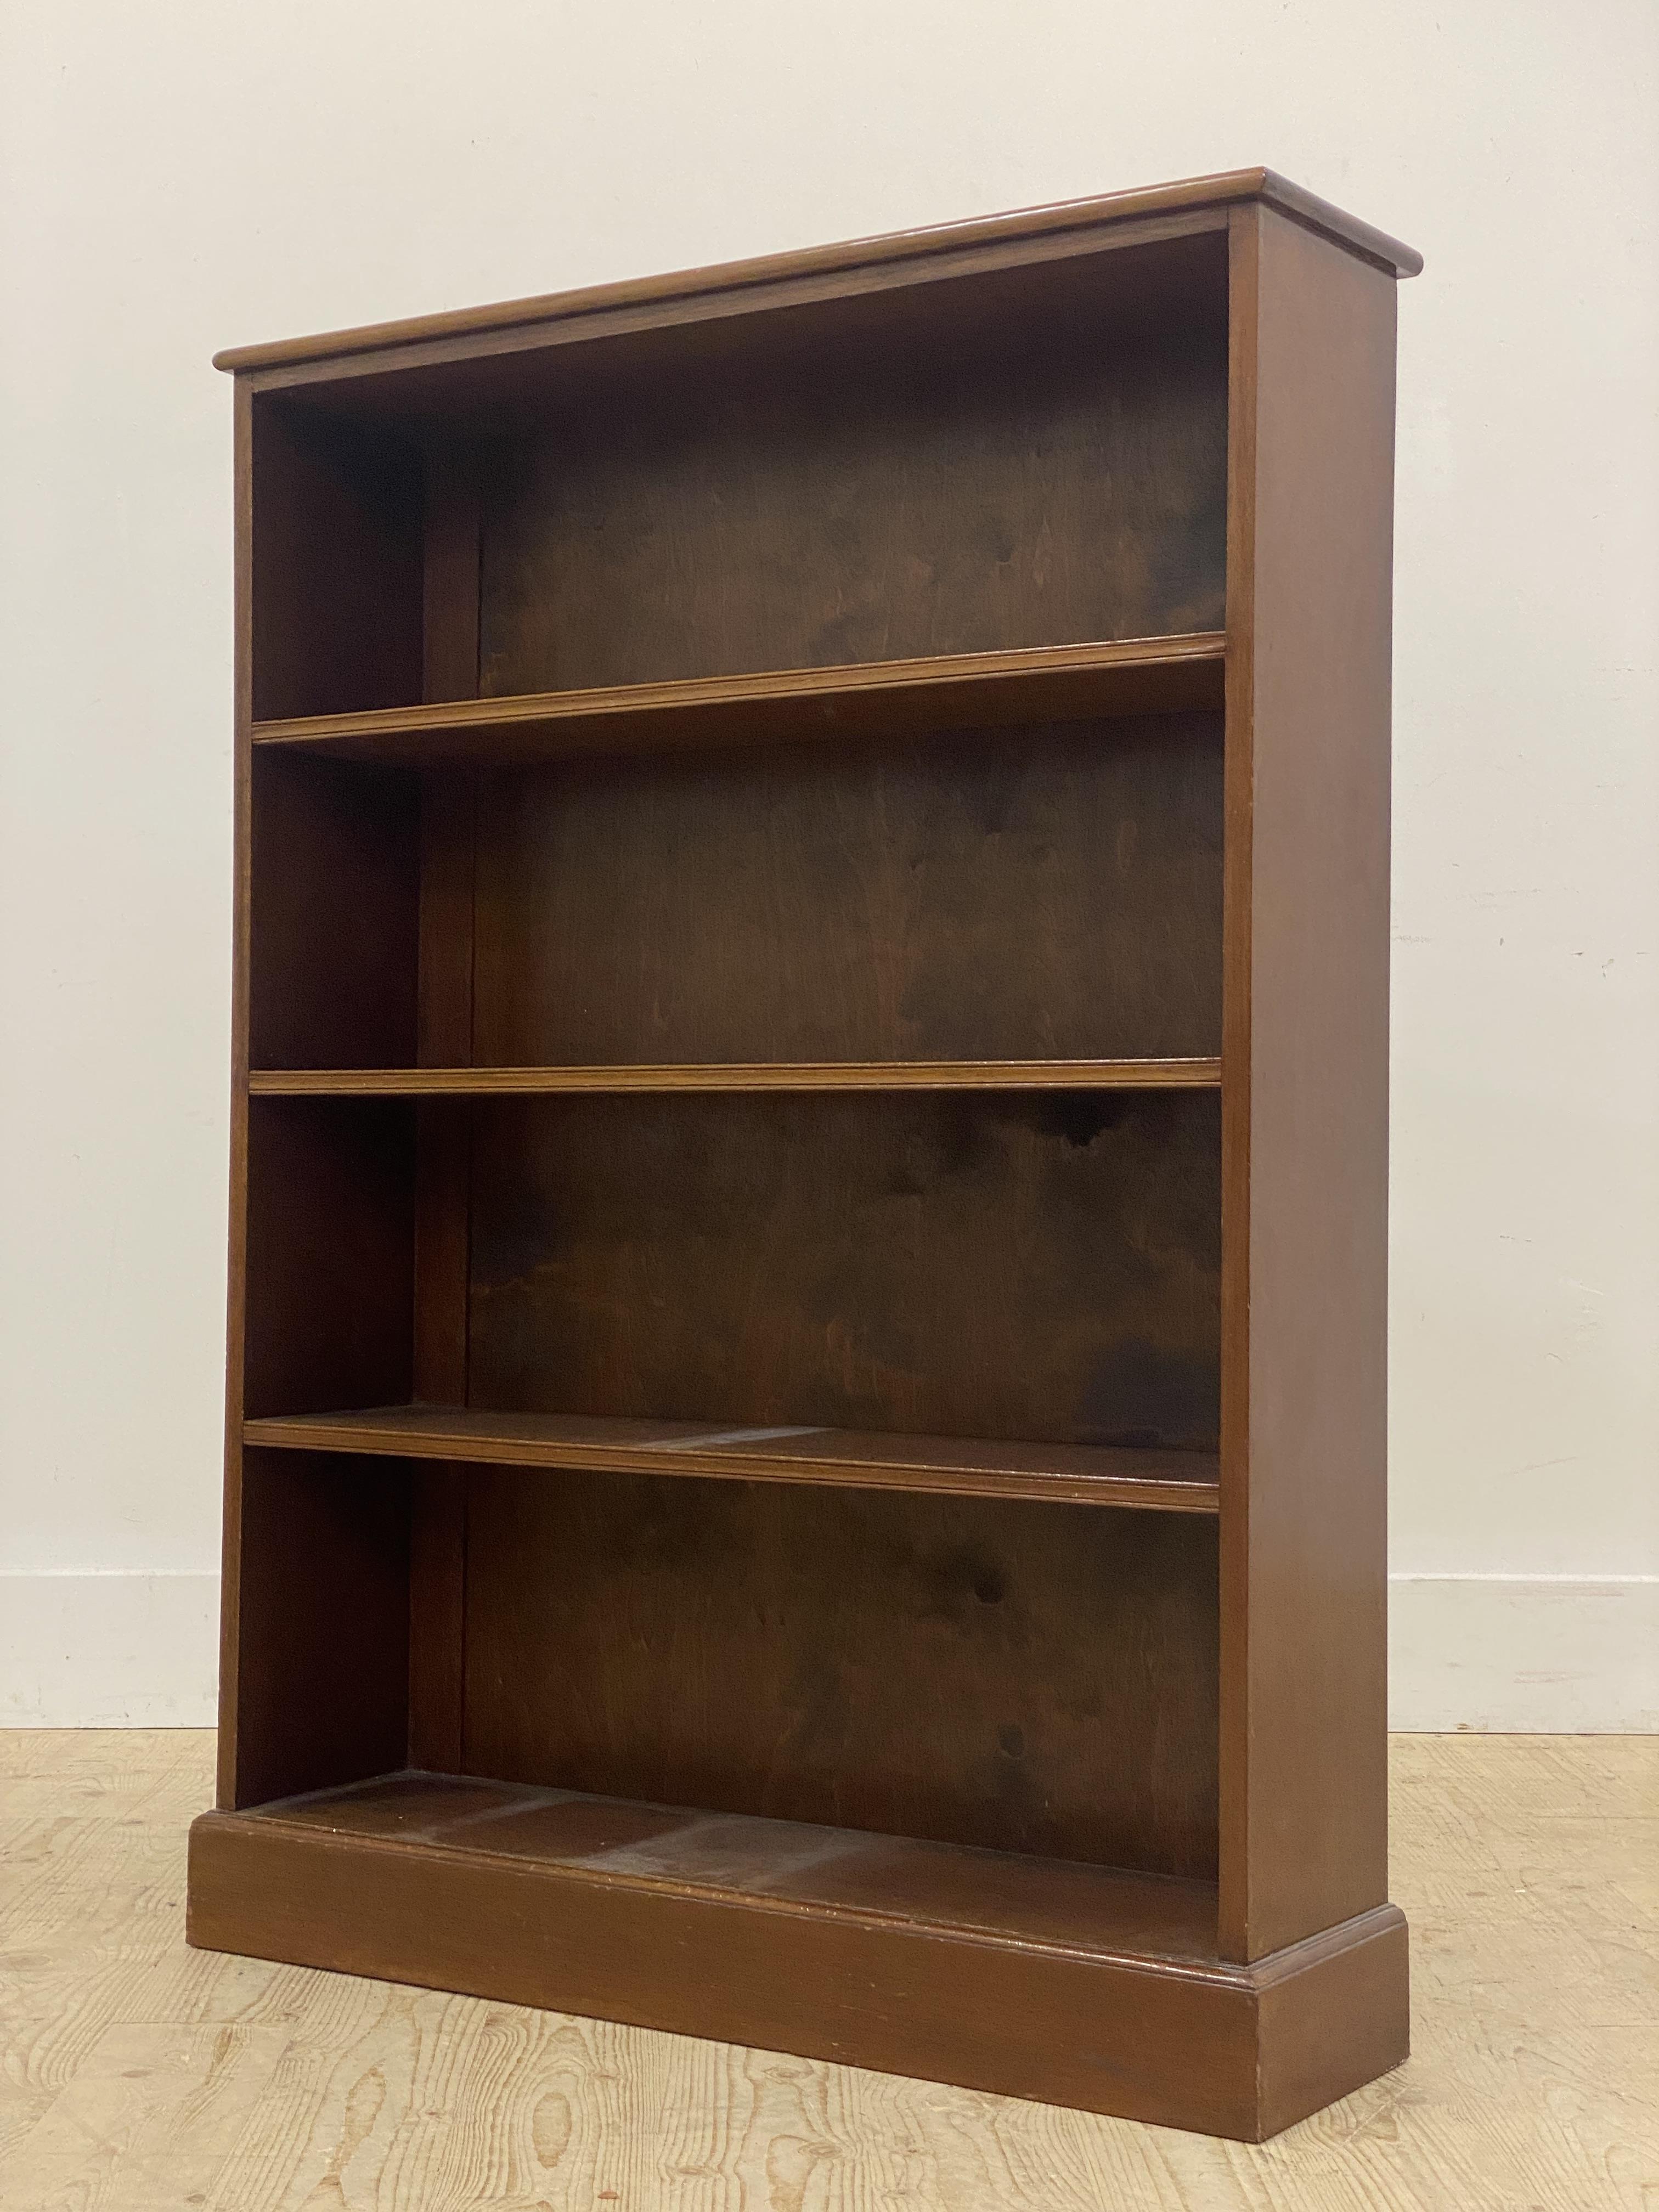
[187,168,1420,2140]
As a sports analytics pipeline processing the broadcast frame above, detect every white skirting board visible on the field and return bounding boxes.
[2,1570,1655,1731]
[1,1572,219,1726]
[1388,1575,1658,1732]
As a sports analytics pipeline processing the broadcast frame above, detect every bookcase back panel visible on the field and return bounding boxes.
[471,714,1222,1065]
[476,315,1227,691]
[467,1090,1221,1451]
[461,1467,1220,1877]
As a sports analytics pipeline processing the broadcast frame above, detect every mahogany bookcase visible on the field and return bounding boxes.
[187,167,1421,2140]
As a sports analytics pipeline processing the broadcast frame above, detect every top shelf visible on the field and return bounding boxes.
[216,167,1420,378]
[251,633,1226,768]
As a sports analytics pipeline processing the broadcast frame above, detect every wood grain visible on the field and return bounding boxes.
[208,172,1414,2133]
[247,752,421,1072]
[468,713,1222,1068]
[406,1462,467,1773]
[248,397,422,720]
[7,1734,1652,2205]
[459,1471,1218,1873]
[216,378,255,1812]
[212,166,1419,377]
[190,1801,1405,2139]
[242,1403,1221,1513]
[250,1059,1224,1094]
[1218,204,1399,1963]
[406,482,481,1778]
[252,633,1227,764]
[204,1768,1223,1957]
[466,1088,1222,1450]
[475,318,1225,692]
[224,1449,410,1809]
[241,1097,415,1420]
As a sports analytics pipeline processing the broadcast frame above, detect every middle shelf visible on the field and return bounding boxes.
[248,1058,1223,1097]
[245,1404,1221,1513]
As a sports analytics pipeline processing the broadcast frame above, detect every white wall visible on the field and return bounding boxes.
[2,1,1654,1729]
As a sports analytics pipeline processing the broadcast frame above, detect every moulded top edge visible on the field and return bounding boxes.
[212,167,1421,377]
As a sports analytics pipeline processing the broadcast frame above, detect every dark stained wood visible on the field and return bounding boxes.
[216,377,257,1811]
[414,776,477,1071]
[252,634,1226,767]
[249,397,424,719]
[247,754,420,1071]
[211,167,1419,379]
[409,770,476,1393]
[213,1768,1220,1954]
[413,1106,471,1398]
[462,1471,1219,1875]
[470,714,1222,1066]
[1218,195,1261,1980]
[406,478,482,1772]
[251,1059,1222,1095]
[187,1788,1409,2140]
[411,1105,469,1391]
[1254,1905,1412,2141]
[419,447,480,702]
[204,172,1414,2136]
[1217,206,1397,1962]
[477,322,1226,692]
[241,1099,415,1420]
[224,1451,410,1808]
[236,227,1231,432]
[467,1089,1221,1450]
[243,1405,1221,1513]
[407,1464,467,1771]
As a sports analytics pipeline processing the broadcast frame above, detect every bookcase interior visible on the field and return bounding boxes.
[229,222,1235,1922]
[236,1445,1219,1875]
[249,228,1228,721]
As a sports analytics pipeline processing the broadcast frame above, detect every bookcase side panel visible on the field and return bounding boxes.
[249,397,424,720]
[229,1448,411,1808]
[1220,208,1397,1962]
[217,380,256,1808]
[242,1097,416,1420]
[225,392,424,1810]
[247,753,421,1071]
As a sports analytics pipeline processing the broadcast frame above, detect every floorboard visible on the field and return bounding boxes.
[1,1731,1655,2208]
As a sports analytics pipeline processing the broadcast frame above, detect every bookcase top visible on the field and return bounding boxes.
[213,166,1420,377]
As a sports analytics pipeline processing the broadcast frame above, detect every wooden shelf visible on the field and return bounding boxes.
[197,1769,1218,1956]
[248,1058,1222,1098]
[206,173,1414,2136]
[244,1404,1221,1513]
[250,633,1226,766]
[188,1769,1405,2139]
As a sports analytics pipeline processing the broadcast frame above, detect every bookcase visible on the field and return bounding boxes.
[186,167,1420,2141]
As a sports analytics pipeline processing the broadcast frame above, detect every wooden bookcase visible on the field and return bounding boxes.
[187,167,1420,2141]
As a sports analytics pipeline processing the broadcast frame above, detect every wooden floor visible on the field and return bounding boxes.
[1,1733,1654,2209]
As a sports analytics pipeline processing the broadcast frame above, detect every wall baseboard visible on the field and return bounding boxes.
[1390,1574,1658,1731]
[1,1571,219,1726]
[2,1570,1654,1731]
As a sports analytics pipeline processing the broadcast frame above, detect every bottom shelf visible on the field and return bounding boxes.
[188,1770,1408,2139]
